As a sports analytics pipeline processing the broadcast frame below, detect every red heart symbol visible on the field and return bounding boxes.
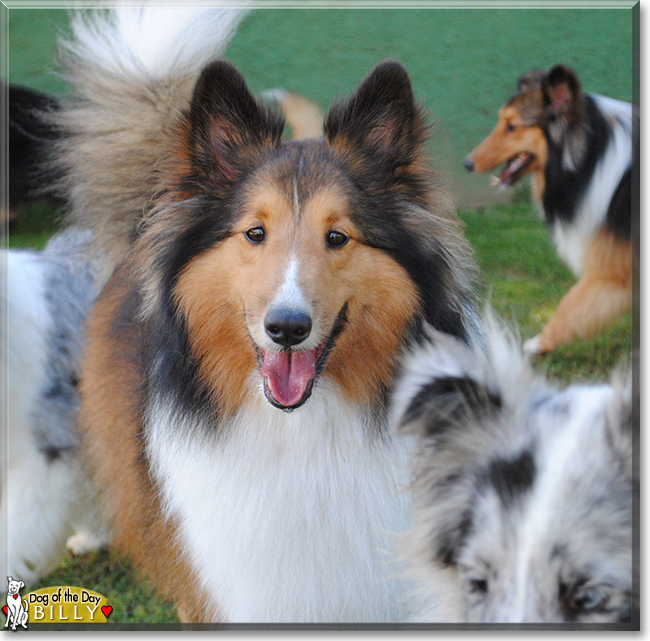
[12,595,18,600]
[101,605,113,619]
[2,606,7,616]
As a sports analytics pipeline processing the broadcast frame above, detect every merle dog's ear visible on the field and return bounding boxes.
[393,335,500,569]
[189,61,285,187]
[392,330,503,441]
[517,68,546,93]
[543,65,584,122]
[398,373,502,440]
[324,60,429,193]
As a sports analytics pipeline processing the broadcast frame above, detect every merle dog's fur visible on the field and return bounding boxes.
[392,319,636,625]
[3,229,108,585]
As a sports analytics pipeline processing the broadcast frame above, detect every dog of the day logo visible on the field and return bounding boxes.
[3,578,113,628]
[4,577,28,631]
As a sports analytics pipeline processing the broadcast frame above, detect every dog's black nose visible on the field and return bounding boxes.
[464,158,475,172]
[265,308,312,348]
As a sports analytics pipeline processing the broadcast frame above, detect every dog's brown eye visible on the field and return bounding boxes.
[326,230,349,249]
[245,227,266,244]
[505,123,516,133]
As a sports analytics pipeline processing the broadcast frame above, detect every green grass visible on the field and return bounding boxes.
[6,202,63,250]
[30,550,177,625]
[13,194,632,624]
[461,203,632,381]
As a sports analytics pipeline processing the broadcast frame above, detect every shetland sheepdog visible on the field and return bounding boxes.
[393,318,636,624]
[3,229,107,586]
[52,7,477,623]
[464,66,636,354]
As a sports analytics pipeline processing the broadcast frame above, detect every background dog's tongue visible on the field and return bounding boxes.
[261,350,317,407]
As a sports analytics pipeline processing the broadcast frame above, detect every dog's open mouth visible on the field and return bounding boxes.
[259,306,347,411]
[491,152,535,191]
[260,342,326,411]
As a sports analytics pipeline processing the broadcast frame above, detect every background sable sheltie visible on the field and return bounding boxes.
[52,7,477,623]
[464,65,636,354]
[393,318,635,624]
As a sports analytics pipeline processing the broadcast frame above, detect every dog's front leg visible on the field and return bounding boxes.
[524,230,632,354]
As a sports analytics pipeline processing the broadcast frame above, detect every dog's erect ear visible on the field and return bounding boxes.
[324,60,429,187]
[189,60,285,186]
[543,65,584,122]
[517,68,547,93]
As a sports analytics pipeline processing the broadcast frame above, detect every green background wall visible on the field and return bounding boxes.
[8,6,634,207]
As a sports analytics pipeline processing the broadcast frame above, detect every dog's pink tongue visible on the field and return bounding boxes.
[260,349,317,408]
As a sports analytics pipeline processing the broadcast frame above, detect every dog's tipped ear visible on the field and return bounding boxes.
[543,65,584,121]
[189,60,285,185]
[324,60,428,175]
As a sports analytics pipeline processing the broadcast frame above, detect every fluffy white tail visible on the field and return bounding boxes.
[53,4,251,280]
[62,4,251,81]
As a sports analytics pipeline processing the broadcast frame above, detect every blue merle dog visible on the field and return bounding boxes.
[3,229,108,585]
[392,318,635,624]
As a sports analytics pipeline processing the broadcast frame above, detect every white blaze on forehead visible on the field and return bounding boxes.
[293,173,300,214]
[272,258,309,312]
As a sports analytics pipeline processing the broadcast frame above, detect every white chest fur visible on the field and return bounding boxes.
[549,95,633,277]
[145,383,414,623]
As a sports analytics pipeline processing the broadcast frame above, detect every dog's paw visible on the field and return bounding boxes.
[523,335,544,355]
[66,531,107,555]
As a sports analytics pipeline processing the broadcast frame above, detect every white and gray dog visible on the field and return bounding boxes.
[392,319,635,624]
[2,228,108,586]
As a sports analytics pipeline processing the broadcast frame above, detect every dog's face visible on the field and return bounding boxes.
[6,577,24,597]
[465,101,547,187]
[393,324,634,623]
[464,66,585,195]
[174,150,419,412]
[455,386,633,623]
[139,60,474,417]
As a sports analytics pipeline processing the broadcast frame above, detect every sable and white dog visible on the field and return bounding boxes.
[3,229,107,586]
[392,320,635,624]
[4,577,28,630]
[47,5,478,623]
[464,66,636,354]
